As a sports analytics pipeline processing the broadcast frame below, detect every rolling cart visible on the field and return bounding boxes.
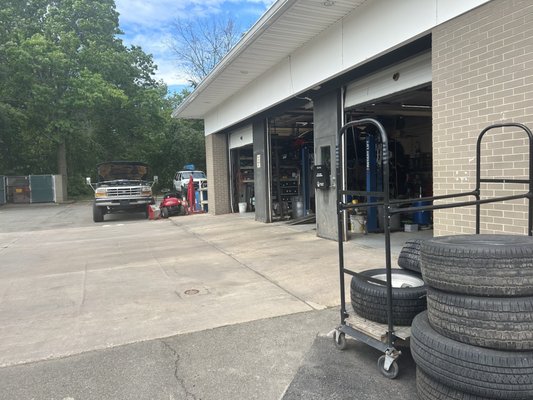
[333,119,533,378]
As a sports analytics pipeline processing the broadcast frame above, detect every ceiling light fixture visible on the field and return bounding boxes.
[323,0,335,6]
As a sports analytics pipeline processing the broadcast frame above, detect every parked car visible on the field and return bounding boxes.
[173,169,207,196]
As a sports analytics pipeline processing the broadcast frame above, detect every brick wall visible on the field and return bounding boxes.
[205,133,231,215]
[432,0,533,236]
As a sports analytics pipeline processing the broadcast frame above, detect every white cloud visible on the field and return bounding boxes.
[122,31,188,86]
[115,0,274,89]
[155,60,190,86]
[116,0,274,27]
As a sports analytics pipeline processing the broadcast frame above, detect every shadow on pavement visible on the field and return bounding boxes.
[282,336,417,400]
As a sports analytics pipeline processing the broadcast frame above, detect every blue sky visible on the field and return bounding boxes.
[115,0,274,93]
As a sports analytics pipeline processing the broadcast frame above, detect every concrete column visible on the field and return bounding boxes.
[53,175,65,203]
[252,120,271,222]
[314,89,342,240]
[205,133,231,215]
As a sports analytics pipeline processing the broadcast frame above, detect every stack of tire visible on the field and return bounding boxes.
[411,234,533,400]
[350,239,427,326]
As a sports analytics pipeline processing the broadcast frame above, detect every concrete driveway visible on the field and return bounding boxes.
[0,202,427,399]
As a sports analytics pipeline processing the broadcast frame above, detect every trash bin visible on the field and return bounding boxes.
[413,200,431,225]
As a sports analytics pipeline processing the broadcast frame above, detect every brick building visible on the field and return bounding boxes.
[173,0,533,240]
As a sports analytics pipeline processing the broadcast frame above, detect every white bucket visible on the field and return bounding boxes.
[293,201,304,218]
[238,202,247,214]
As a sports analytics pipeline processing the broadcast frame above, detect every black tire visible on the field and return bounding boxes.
[161,207,169,218]
[93,204,104,223]
[397,239,424,273]
[416,368,491,400]
[411,311,533,399]
[350,268,427,326]
[427,286,533,351]
[420,234,533,296]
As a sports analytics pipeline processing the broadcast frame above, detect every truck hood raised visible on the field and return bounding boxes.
[97,161,150,183]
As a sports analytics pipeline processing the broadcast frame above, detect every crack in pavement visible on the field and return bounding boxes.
[161,340,198,400]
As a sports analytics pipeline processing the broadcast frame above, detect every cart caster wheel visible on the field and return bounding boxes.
[333,331,347,350]
[377,355,399,379]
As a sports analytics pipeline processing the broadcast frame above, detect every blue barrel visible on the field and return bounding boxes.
[413,201,431,225]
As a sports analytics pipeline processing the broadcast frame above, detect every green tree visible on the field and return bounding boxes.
[0,0,207,199]
[148,90,205,190]
[0,0,167,197]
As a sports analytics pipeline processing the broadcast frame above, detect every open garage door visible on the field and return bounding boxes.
[345,52,431,109]
[229,125,255,214]
[344,52,432,234]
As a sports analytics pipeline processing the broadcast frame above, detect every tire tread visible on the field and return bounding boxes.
[350,268,426,326]
[411,312,533,399]
[420,235,533,296]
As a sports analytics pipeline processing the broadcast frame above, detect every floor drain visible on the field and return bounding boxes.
[184,289,199,295]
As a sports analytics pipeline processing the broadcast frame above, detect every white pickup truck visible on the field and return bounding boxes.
[173,169,207,197]
[86,161,157,222]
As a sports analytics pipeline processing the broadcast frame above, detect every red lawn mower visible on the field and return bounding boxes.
[159,192,187,218]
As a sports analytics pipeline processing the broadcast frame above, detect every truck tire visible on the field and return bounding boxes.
[427,287,533,351]
[397,239,424,273]
[93,204,104,223]
[411,312,533,399]
[350,268,427,326]
[417,368,491,400]
[420,234,533,296]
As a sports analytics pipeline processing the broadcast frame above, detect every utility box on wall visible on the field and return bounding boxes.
[314,165,330,190]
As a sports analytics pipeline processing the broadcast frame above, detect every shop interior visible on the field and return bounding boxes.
[269,111,314,221]
[230,83,433,232]
[230,105,315,220]
[344,84,433,233]
[231,144,255,213]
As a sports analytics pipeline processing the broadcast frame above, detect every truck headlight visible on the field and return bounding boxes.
[95,188,108,198]
[141,186,152,196]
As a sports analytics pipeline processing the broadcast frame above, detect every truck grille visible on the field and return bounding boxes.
[106,187,142,197]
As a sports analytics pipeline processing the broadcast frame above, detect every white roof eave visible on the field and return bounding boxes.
[172,0,363,120]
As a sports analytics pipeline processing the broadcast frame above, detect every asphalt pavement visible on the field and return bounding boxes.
[0,202,428,399]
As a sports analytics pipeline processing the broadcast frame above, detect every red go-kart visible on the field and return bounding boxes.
[159,192,187,218]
